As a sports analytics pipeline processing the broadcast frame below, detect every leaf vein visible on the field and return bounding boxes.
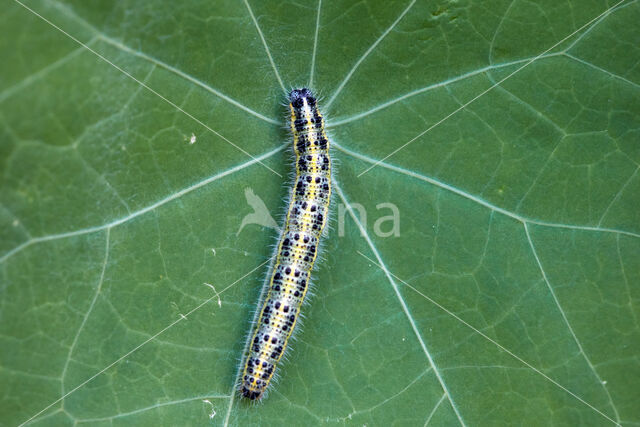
[335,182,467,427]
[0,144,286,264]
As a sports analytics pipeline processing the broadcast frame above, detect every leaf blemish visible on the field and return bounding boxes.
[202,399,216,419]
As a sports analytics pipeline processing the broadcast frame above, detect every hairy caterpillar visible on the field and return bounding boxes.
[240,88,332,400]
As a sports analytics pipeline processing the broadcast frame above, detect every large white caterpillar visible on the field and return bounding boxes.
[241,88,331,400]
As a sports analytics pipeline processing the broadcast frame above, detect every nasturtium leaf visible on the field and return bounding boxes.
[1,0,639,425]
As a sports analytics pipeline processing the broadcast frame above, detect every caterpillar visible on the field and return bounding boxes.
[240,88,332,400]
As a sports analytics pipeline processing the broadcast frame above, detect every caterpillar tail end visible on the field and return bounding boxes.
[241,385,264,401]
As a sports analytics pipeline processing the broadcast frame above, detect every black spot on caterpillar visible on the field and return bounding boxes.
[240,88,331,400]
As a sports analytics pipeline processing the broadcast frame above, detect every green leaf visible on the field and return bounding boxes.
[1,0,639,425]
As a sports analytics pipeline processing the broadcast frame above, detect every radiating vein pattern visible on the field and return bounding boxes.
[1,0,639,425]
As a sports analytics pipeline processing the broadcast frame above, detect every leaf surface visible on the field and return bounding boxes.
[1,0,639,425]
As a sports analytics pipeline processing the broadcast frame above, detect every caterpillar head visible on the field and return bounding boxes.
[289,88,316,110]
